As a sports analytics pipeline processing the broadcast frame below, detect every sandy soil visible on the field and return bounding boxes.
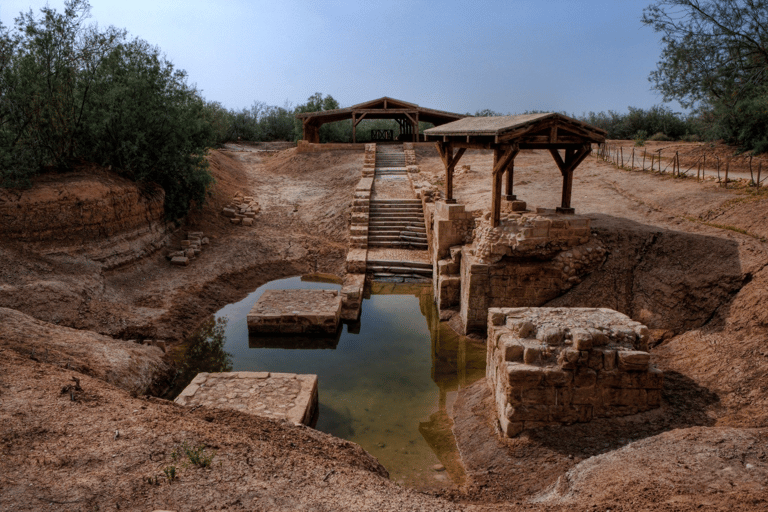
[1,141,767,510]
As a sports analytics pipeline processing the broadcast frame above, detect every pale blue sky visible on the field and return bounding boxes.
[1,0,677,115]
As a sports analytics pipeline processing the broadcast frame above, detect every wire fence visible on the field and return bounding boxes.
[595,143,767,189]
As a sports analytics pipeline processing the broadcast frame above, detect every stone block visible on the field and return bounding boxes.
[574,367,597,388]
[572,328,593,350]
[247,289,341,335]
[617,351,651,371]
[506,363,544,388]
[242,218,254,226]
[222,208,236,218]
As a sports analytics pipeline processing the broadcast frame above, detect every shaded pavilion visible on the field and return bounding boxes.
[295,97,465,143]
[424,114,607,226]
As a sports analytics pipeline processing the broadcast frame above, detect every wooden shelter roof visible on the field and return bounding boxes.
[295,96,466,125]
[424,113,607,224]
[424,113,606,146]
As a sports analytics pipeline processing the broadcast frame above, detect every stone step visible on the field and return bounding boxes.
[367,259,433,270]
[369,221,423,227]
[401,231,427,239]
[367,240,428,249]
[370,199,422,204]
[367,265,432,276]
[369,211,424,217]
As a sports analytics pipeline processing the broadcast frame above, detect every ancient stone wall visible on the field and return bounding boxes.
[0,173,168,269]
[486,307,662,437]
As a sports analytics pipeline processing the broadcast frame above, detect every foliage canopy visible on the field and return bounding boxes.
[643,0,768,152]
[0,0,216,219]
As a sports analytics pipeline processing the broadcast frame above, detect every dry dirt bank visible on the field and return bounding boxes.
[1,142,767,510]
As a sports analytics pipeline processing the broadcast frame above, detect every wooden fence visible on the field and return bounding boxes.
[595,143,767,189]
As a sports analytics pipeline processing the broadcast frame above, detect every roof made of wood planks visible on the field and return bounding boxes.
[295,96,466,125]
[424,113,606,147]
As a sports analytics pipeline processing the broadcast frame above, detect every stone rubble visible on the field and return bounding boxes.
[222,193,260,226]
[486,307,662,437]
[166,231,209,266]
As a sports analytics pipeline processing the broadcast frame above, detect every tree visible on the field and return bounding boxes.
[643,1,768,151]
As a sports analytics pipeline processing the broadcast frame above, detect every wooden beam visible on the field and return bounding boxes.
[549,144,591,212]
[490,144,519,227]
[353,112,368,126]
[435,142,466,203]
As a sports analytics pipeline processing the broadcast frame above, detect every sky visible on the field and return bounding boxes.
[0,0,680,116]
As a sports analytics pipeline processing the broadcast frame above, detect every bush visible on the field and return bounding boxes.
[0,0,217,219]
[648,131,673,142]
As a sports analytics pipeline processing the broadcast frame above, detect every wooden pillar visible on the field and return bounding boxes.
[491,144,519,227]
[445,143,454,203]
[436,142,466,204]
[549,144,591,214]
[491,170,504,227]
[505,161,516,200]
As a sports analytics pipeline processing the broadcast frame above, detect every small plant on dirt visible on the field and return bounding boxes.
[163,465,178,483]
[634,130,648,147]
[173,441,216,468]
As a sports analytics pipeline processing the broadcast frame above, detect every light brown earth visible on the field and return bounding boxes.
[1,141,767,510]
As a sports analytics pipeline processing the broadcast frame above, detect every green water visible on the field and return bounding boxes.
[187,275,486,490]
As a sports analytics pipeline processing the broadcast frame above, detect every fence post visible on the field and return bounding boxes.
[631,148,635,170]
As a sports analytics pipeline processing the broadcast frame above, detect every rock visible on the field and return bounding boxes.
[201,237,209,245]
[432,464,445,472]
[242,218,254,226]
[170,256,189,266]
[617,350,651,371]
[222,208,236,218]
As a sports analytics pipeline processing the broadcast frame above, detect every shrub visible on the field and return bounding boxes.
[0,0,217,219]
[649,131,673,142]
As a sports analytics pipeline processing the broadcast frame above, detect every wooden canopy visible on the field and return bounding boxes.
[424,113,607,225]
[295,97,466,143]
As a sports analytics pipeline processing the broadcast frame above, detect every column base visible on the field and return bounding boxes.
[556,207,575,214]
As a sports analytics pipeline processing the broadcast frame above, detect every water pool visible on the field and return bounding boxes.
[179,275,486,490]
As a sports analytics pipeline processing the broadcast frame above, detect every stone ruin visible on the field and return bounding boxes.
[247,289,342,335]
[175,371,319,427]
[222,194,260,226]
[430,200,608,333]
[166,231,209,266]
[486,307,662,437]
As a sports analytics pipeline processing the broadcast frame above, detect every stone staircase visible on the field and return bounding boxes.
[374,145,407,175]
[367,199,428,250]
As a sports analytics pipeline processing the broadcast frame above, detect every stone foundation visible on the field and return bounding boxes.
[429,200,608,334]
[486,307,662,437]
[247,289,342,334]
[175,371,318,426]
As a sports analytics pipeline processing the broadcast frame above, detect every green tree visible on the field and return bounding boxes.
[0,0,217,218]
[643,0,768,151]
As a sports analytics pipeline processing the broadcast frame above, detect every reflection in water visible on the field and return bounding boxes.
[174,276,486,491]
[167,316,233,398]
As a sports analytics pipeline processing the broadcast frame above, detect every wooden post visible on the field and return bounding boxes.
[505,160,515,200]
[749,156,754,184]
[445,144,454,201]
[650,153,654,172]
[491,145,519,226]
[631,148,635,170]
[716,156,721,184]
[621,146,624,167]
